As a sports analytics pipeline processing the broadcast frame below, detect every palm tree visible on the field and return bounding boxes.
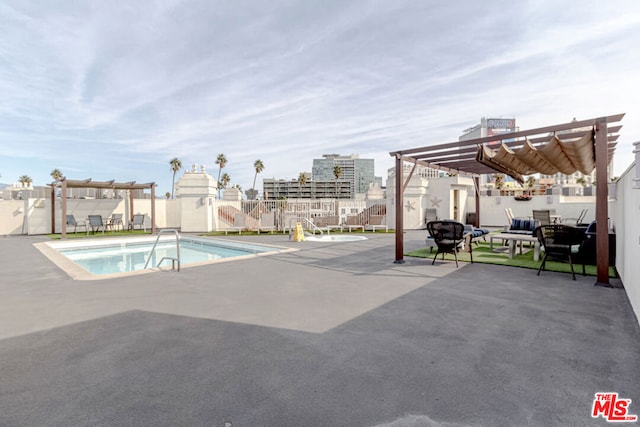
[215,153,227,198]
[169,158,182,199]
[220,173,231,190]
[333,165,342,198]
[50,168,64,182]
[18,175,32,188]
[297,172,308,198]
[493,173,505,190]
[526,176,536,194]
[250,159,265,200]
[298,172,308,186]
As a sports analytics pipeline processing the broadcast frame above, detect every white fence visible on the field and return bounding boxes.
[0,194,605,236]
[214,199,387,232]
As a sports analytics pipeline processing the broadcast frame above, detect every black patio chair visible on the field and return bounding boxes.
[426,220,471,268]
[534,224,586,280]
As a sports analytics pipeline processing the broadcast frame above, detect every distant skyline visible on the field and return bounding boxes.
[1,1,639,194]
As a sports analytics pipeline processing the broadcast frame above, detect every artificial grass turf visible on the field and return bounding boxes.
[406,240,617,278]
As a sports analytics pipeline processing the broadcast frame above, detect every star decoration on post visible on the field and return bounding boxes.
[430,197,442,208]
[405,200,416,211]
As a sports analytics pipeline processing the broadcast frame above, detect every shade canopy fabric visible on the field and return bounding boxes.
[476,130,596,183]
[390,114,623,178]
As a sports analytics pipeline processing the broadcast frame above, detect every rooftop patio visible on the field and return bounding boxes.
[389,114,624,287]
[1,231,638,426]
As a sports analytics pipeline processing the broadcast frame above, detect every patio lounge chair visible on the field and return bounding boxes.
[532,209,552,226]
[504,208,514,225]
[534,224,586,280]
[88,215,106,235]
[226,213,247,235]
[257,211,276,234]
[129,214,146,231]
[323,215,343,232]
[426,220,472,267]
[107,213,124,231]
[563,209,588,226]
[66,214,87,234]
[463,224,490,245]
[366,215,388,232]
[345,215,365,232]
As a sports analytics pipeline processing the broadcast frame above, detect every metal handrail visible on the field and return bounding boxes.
[288,217,323,236]
[143,229,181,271]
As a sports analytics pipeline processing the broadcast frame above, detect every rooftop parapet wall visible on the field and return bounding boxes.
[611,159,640,324]
[0,200,26,235]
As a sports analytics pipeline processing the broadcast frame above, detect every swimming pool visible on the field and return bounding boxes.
[38,236,294,280]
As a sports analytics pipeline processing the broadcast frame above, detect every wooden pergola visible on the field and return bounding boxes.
[51,179,156,239]
[389,114,624,286]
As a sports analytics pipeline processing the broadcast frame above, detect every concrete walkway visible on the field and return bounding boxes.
[0,231,638,426]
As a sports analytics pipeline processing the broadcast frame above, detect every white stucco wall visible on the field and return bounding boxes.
[611,162,640,323]
[385,174,430,229]
[165,199,181,228]
[177,170,217,232]
[478,195,597,228]
[0,200,27,235]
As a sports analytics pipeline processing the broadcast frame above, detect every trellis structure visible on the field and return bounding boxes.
[389,114,624,286]
[51,179,156,239]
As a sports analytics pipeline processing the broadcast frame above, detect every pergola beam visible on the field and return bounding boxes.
[392,114,624,157]
[55,179,156,239]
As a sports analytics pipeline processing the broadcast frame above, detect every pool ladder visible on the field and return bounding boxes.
[144,229,181,271]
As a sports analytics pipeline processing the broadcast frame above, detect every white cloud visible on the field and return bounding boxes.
[1,0,639,191]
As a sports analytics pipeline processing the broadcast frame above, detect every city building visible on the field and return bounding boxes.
[262,178,352,200]
[312,154,377,198]
[459,117,517,142]
[460,117,518,186]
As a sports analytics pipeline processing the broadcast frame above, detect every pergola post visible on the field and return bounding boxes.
[474,176,480,228]
[151,184,156,235]
[594,119,610,286]
[129,190,134,227]
[51,184,55,234]
[394,154,404,263]
[61,180,67,239]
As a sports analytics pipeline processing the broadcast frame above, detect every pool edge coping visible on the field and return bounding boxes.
[34,236,298,281]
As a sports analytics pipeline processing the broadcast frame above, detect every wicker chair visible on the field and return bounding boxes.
[534,224,586,280]
[426,220,471,267]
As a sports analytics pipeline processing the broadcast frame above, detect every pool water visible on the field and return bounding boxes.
[58,237,282,275]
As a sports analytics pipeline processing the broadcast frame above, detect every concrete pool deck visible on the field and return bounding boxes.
[0,231,639,426]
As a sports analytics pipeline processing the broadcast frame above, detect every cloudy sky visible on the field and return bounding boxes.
[1,0,639,195]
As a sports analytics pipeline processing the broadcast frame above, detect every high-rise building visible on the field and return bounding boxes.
[459,117,517,142]
[460,117,518,185]
[312,154,376,198]
[262,178,351,200]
